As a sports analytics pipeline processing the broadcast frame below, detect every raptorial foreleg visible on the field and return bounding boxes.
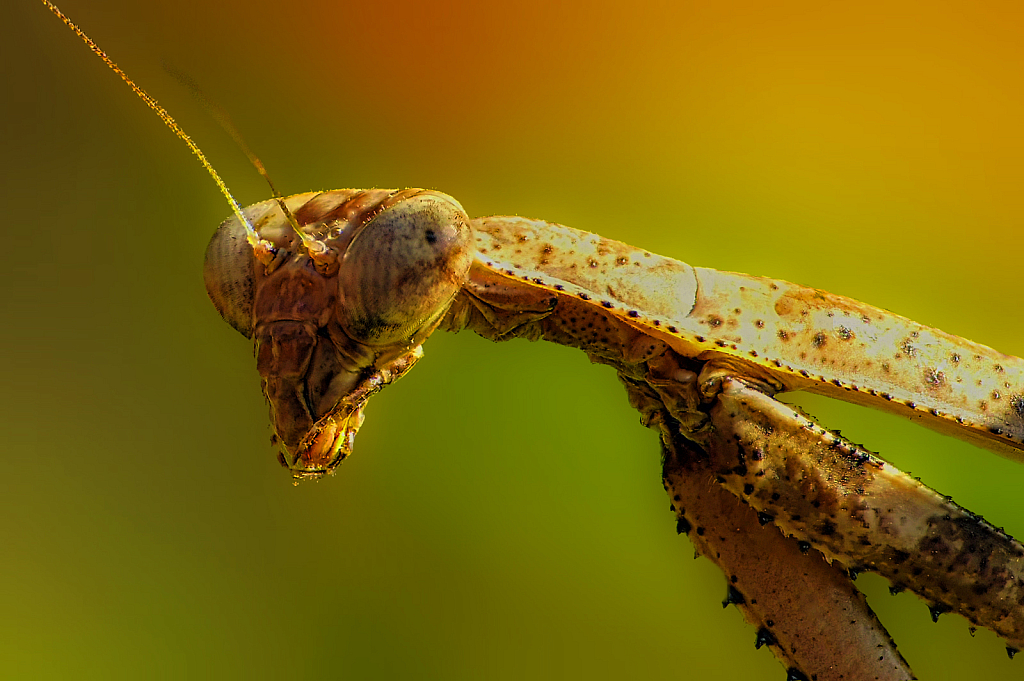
[703,377,1024,655]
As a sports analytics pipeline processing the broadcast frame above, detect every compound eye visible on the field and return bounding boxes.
[336,192,473,346]
[204,210,260,337]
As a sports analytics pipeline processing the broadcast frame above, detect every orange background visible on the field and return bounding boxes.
[5,1,1024,678]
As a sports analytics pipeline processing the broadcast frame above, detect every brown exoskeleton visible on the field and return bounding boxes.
[203,188,1024,679]
[205,189,474,478]
[42,1,1024,678]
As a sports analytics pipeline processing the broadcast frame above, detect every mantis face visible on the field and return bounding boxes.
[203,189,473,480]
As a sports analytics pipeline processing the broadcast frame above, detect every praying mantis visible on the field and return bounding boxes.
[12,0,1024,679]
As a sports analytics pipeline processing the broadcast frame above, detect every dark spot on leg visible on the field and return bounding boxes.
[1013,395,1024,418]
[754,627,777,650]
[722,584,746,608]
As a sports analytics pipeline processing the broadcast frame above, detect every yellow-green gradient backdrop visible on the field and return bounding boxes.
[5,1,1023,678]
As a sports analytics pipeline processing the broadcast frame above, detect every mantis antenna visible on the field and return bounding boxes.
[163,65,336,267]
[39,0,331,267]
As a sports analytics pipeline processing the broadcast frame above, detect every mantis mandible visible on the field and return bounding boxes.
[29,2,1024,675]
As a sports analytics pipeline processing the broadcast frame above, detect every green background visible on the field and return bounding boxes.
[5,1,1024,678]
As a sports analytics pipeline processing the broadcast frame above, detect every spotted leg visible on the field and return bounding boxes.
[658,413,914,680]
[703,376,1024,657]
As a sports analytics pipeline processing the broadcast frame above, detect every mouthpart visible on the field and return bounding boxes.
[273,348,423,483]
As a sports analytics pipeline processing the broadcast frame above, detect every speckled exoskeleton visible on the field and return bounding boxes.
[203,188,1024,680]
[43,1,1024,678]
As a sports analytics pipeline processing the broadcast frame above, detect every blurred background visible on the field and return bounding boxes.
[4,0,1024,678]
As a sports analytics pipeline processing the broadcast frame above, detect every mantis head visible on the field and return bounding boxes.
[37,0,475,482]
[204,189,473,481]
